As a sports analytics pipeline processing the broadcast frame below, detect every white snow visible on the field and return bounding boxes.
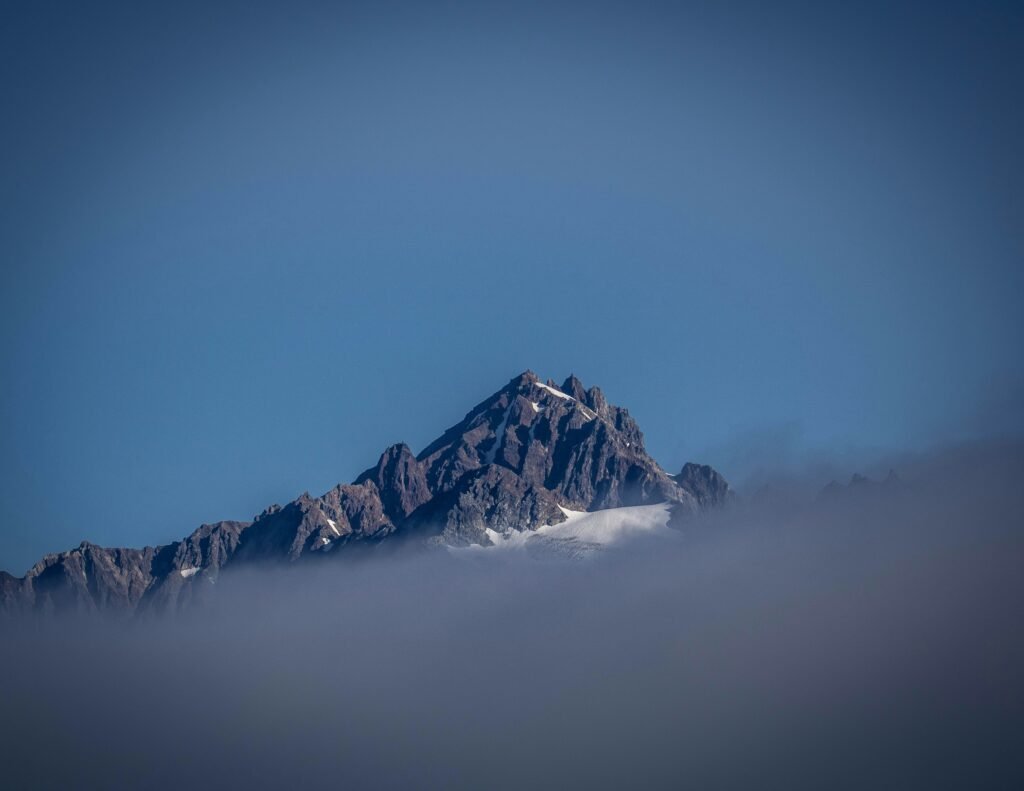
[321,537,331,546]
[179,566,201,578]
[534,382,596,421]
[467,502,674,556]
[326,518,340,537]
[535,382,572,400]
[545,503,673,545]
[530,401,542,413]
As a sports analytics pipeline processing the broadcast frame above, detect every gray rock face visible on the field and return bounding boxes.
[1,369,730,616]
[19,543,156,615]
[417,370,693,512]
[167,520,250,575]
[404,465,566,547]
[673,463,734,508]
[138,520,252,614]
[234,482,393,563]
[355,443,432,522]
[0,520,253,617]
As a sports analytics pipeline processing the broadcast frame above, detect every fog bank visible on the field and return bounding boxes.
[2,439,1022,790]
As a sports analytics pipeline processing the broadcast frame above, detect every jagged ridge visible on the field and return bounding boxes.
[0,371,732,616]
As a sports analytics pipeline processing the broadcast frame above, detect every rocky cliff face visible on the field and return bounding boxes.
[0,520,251,616]
[404,464,567,547]
[355,443,432,522]
[673,463,734,508]
[0,370,732,616]
[418,371,689,510]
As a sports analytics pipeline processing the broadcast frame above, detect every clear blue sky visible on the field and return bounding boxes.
[2,1,1021,573]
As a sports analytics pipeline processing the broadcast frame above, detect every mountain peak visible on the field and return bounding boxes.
[515,369,539,382]
[356,442,431,522]
[561,374,587,401]
[1,369,732,616]
[415,370,689,510]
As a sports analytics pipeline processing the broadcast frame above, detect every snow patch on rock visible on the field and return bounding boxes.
[465,503,674,557]
[534,382,595,420]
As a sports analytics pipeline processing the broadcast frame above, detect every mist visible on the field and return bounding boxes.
[2,438,1022,790]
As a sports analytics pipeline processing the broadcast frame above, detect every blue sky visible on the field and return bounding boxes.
[2,0,1021,572]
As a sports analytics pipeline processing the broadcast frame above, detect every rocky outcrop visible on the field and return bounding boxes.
[166,520,251,574]
[355,443,432,522]
[417,370,693,511]
[404,465,566,547]
[233,481,393,563]
[0,519,254,616]
[1,369,731,616]
[136,520,252,613]
[673,463,733,508]
[12,543,158,615]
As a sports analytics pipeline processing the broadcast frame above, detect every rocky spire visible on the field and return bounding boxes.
[356,443,432,522]
[415,371,690,510]
[561,374,587,401]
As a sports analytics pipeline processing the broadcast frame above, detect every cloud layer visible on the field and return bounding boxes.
[2,438,1022,789]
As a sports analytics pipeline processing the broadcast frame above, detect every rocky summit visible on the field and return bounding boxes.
[0,371,731,616]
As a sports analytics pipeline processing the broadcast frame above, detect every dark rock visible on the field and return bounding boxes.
[403,465,566,547]
[355,443,432,522]
[235,482,392,563]
[561,374,587,401]
[674,463,734,508]
[417,370,692,511]
[19,543,160,615]
[0,368,732,617]
[325,481,393,539]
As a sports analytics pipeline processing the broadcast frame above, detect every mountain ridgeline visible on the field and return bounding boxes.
[0,371,732,615]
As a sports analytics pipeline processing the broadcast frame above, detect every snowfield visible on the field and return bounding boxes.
[459,502,675,559]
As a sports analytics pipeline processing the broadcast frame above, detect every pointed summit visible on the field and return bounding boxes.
[356,443,431,522]
[511,370,539,388]
[561,374,587,401]
[414,370,693,510]
[585,385,608,414]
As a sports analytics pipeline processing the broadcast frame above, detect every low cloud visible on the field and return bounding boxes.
[2,439,1022,789]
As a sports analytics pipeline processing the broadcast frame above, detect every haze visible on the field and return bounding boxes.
[2,438,1022,788]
